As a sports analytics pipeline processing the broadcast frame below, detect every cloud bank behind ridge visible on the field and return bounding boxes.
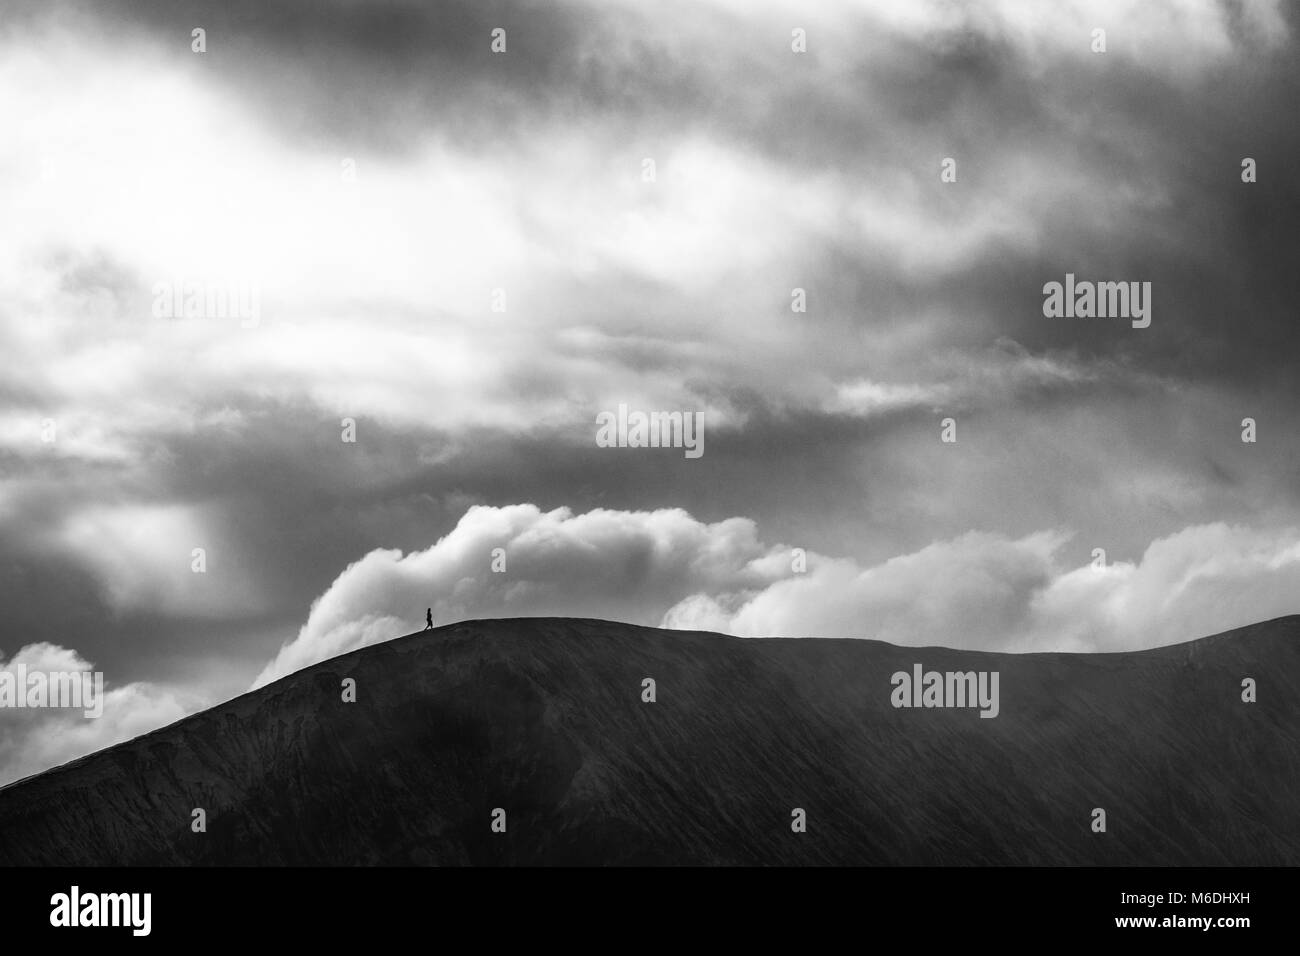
[253,504,1300,687]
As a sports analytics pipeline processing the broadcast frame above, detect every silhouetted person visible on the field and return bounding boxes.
[425,608,433,630]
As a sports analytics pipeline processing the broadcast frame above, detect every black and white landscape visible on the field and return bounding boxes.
[1,0,1297,871]
[1,616,1297,866]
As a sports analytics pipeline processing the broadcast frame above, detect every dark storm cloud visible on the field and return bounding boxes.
[16,0,719,154]
[22,0,1298,393]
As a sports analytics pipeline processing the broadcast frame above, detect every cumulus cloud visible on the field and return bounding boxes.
[254,505,1300,687]
[252,504,782,686]
[0,642,193,787]
[1025,523,1300,652]
[676,530,1068,648]
[673,521,1300,652]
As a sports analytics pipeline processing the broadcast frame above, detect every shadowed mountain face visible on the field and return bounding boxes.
[0,616,1296,866]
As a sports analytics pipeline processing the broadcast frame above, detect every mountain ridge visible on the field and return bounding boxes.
[0,614,1295,865]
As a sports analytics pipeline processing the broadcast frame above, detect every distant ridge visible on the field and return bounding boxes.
[0,615,1295,865]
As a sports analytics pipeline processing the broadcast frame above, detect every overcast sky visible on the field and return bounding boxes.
[2,0,1298,784]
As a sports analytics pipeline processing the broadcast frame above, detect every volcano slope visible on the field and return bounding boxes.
[0,616,1295,865]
